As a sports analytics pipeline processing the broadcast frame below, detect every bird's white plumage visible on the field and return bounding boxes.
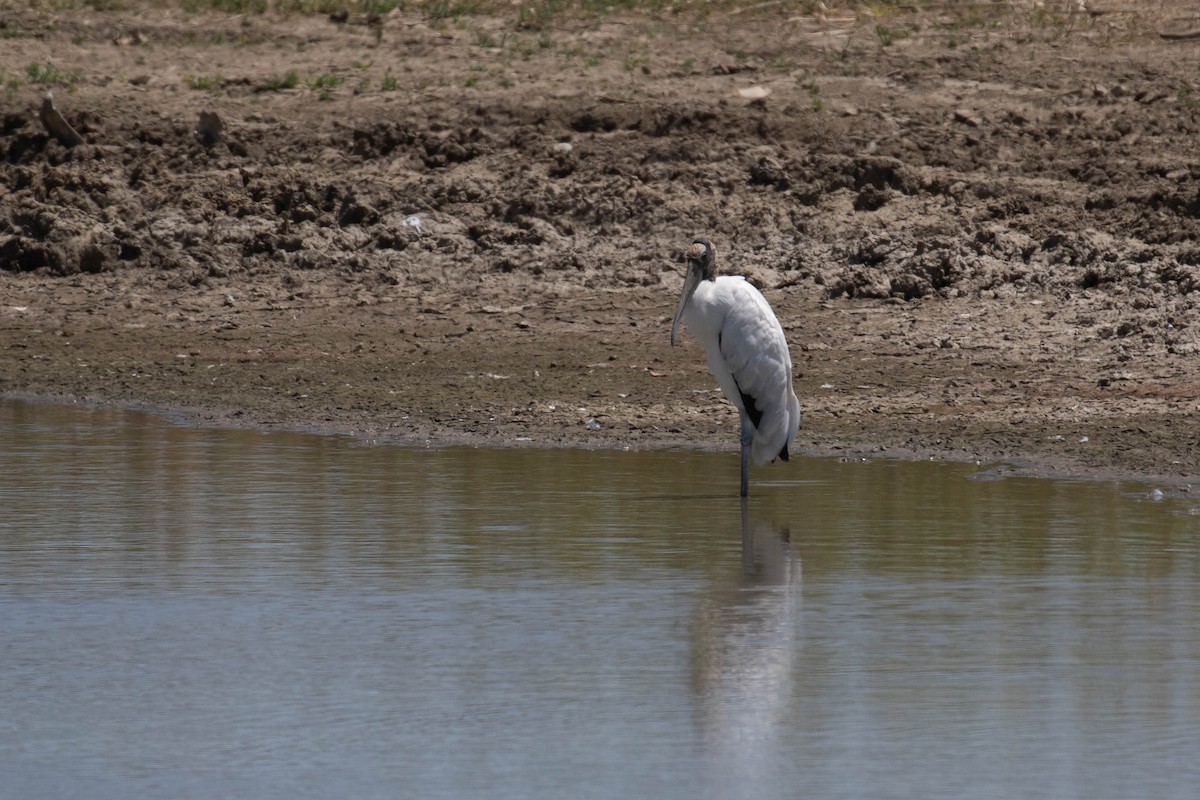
[681,275,800,466]
[671,237,801,496]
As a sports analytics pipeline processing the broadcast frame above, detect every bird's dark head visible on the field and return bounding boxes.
[686,237,717,282]
[672,236,717,347]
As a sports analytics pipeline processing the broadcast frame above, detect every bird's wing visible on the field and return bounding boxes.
[716,279,795,462]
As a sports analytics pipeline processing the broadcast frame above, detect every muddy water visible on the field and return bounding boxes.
[1,398,1198,799]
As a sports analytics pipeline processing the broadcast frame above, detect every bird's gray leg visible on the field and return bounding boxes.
[739,413,753,498]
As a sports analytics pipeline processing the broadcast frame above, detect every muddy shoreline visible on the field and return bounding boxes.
[3,3,1200,490]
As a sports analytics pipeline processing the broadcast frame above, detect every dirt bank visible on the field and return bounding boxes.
[3,2,1200,486]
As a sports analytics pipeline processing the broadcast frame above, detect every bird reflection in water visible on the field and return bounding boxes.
[691,501,801,795]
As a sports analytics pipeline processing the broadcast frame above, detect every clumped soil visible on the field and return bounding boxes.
[3,2,1200,485]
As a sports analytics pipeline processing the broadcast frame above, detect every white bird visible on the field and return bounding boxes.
[671,237,801,497]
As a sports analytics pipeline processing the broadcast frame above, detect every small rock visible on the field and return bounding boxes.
[748,156,788,189]
[737,85,770,100]
[402,215,424,236]
[195,110,223,147]
[953,108,982,128]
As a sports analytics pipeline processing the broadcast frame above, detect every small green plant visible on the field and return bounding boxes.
[584,54,602,67]
[427,0,478,21]
[623,54,648,72]
[6,21,59,39]
[380,72,399,91]
[1179,83,1198,111]
[832,28,854,63]
[875,22,911,48]
[507,36,535,60]
[463,76,479,88]
[265,70,300,91]
[1031,6,1062,28]
[305,73,343,91]
[186,74,224,91]
[949,6,988,30]
[864,0,900,20]
[797,73,824,112]
[26,62,82,87]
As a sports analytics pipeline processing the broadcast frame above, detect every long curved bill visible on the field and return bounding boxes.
[670,263,702,346]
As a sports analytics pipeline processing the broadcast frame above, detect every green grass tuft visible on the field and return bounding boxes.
[427,0,479,21]
[26,62,83,86]
[264,70,301,91]
[305,73,344,90]
[186,74,224,91]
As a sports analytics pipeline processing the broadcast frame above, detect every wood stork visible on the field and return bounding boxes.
[671,238,801,497]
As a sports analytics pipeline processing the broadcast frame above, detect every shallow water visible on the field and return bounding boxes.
[1,398,1198,799]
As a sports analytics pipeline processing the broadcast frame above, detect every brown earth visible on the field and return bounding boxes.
[3,1,1200,487]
